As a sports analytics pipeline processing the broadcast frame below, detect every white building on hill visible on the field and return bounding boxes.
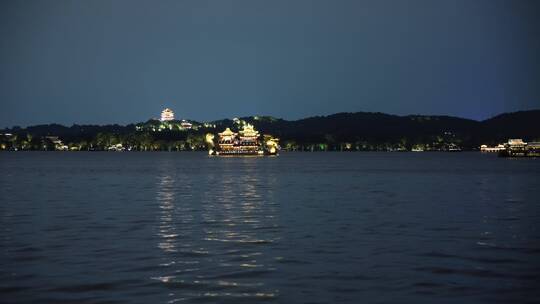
[160,108,175,121]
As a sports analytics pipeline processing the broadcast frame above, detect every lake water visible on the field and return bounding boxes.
[1,152,540,303]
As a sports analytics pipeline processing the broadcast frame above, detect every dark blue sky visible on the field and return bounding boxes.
[1,0,539,127]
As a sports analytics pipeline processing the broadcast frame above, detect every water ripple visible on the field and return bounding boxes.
[2,152,540,303]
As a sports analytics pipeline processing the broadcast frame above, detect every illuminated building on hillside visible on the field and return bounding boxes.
[180,120,192,129]
[160,108,175,121]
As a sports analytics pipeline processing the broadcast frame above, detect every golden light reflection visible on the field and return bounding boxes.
[156,174,177,253]
[154,157,280,302]
[201,160,278,246]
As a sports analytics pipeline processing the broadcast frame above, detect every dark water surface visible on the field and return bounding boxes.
[1,152,540,303]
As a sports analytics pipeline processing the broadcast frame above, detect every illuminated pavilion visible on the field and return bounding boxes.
[238,124,260,147]
[217,128,237,152]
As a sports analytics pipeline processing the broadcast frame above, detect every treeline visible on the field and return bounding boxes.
[0,125,211,151]
[1,110,539,152]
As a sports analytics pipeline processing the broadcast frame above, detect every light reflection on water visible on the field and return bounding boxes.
[157,174,178,253]
[154,157,280,302]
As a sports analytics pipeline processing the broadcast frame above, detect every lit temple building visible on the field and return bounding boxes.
[238,124,260,150]
[216,127,237,154]
[160,108,175,121]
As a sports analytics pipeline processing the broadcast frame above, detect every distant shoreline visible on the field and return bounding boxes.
[1,150,482,153]
[2,110,539,152]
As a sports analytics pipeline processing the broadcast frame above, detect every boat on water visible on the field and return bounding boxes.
[206,124,280,156]
[498,139,540,158]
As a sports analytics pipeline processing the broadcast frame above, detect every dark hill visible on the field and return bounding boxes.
[477,110,540,144]
[1,110,539,151]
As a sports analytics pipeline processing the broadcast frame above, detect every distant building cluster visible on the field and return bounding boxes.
[134,108,201,132]
[160,108,192,128]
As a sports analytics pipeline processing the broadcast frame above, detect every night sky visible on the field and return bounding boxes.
[1,0,539,127]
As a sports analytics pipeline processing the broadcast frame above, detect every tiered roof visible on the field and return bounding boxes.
[160,108,175,121]
[239,124,259,138]
[219,127,236,137]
